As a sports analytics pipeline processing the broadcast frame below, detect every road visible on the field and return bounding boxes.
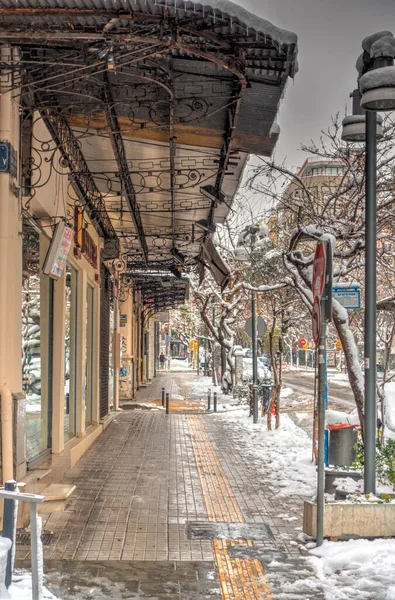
[282,370,356,411]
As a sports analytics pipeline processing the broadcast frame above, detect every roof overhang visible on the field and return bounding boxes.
[0,0,297,297]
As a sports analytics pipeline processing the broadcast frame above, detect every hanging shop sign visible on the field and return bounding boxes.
[332,284,361,310]
[120,314,127,328]
[43,221,73,279]
[73,208,98,269]
[82,228,98,268]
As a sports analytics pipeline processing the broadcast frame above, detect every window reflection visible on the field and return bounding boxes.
[64,264,77,440]
[85,285,94,426]
[22,226,52,462]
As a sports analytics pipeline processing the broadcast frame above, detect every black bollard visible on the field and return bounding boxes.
[2,480,16,588]
[162,387,165,407]
[207,389,211,410]
[213,392,217,413]
[166,392,170,415]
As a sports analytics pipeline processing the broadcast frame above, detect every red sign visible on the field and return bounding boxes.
[312,243,326,304]
[299,338,307,347]
[312,297,321,346]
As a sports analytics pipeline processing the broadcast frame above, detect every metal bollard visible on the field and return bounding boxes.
[207,389,211,410]
[2,480,16,589]
[213,392,217,413]
[166,392,170,415]
[161,387,165,407]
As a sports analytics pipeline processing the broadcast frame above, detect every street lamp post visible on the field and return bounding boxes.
[251,289,259,424]
[342,31,395,495]
[364,109,378,494]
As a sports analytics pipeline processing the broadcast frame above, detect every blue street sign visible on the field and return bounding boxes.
[332,285,361,310]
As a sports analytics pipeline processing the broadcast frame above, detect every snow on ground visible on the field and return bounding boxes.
[308,539,395,600]
[6,571,57,599]
[280,386,294,398]
[217,408,316,496]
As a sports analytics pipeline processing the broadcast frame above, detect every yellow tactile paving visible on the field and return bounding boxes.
[187,415,273,600]
[132,399,206,410]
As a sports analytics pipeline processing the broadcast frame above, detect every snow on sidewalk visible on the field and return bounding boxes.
[216,408,316,496]
[309,538,395,600]
[5,571,57,599]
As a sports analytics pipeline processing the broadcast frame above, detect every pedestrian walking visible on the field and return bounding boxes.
[159,353,165,369]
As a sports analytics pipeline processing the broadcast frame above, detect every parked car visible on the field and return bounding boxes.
[258,354,272,370]
[243,348,253,358]
[242,358,271,384]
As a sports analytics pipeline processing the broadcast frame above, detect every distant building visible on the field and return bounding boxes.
[279,157,347,231]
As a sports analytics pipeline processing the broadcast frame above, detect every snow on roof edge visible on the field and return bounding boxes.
[197,0,298,48]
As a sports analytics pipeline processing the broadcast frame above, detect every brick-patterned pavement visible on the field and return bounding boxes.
[16,370,324,599]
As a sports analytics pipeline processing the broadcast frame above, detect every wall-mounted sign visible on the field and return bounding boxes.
[0,141,17,178]
[120,314,127,328]
[82,228,98,268]
[42,221,73,279]
[332,284,361,310]
[153,311,169,322]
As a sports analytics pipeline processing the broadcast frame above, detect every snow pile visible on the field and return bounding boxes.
[309,539,395,600]
[7,571,57,599]
[218,409,316,496]
[325,409,360,428]
[280,387,294,398]
[384,382,395,433]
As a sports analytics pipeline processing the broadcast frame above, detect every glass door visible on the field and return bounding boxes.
[84,284,94,427]
[64,264,78,441]
[22,227,53,463]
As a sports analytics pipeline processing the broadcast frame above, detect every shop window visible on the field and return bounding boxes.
[108,301,114,409]
[22,226,53,463]
[84,284,94,427]
[64,264,78,440]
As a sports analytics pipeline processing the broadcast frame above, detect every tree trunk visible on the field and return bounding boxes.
[332,301,364,435]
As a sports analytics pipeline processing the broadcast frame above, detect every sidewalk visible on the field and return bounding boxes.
[16,371,324,599]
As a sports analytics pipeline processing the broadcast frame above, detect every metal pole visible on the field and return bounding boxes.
[30,502,43,600]
[2,480,16,588]
[162,387,165,407]
[364,110,377,495]
[252,290,258,424]
[166,392,170,415]
[153,322,157,378]
[317,301,326,547]
[204,339,207,376]
[197,337,200,376]
[212,306,216,385]
[213,391,217,413]
[208,389,211,410]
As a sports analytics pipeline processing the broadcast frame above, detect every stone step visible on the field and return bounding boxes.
[38,483,76,515]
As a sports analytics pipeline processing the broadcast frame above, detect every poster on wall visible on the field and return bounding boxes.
[43,221,74,279]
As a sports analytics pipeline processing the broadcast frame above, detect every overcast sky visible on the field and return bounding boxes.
[238,0,395,171]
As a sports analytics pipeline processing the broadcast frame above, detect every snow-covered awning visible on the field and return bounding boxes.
[202,238,231,290]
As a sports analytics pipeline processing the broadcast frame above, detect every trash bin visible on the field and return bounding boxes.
[328,425,358,467]
[261,384,272,414]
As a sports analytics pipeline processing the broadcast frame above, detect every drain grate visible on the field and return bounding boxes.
[16,530,54,546]
[186,521,273,541]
